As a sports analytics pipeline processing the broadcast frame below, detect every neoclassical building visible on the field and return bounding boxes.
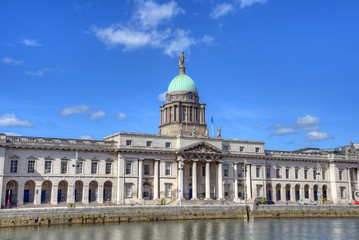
[1,54,359,208]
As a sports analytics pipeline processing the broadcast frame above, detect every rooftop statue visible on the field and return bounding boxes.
[179,52,185,74]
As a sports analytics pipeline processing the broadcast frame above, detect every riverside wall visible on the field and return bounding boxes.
[0,205,359,228]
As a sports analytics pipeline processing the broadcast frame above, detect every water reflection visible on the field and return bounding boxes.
[1,218,359,240]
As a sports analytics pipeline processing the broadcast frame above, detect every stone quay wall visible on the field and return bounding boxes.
[0,205,359,228]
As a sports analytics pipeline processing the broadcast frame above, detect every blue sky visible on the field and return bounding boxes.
[1,0,358,151]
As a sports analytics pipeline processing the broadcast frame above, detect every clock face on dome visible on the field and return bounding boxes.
[187,93,193,99]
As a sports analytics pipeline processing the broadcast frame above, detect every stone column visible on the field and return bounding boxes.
[176,105,180,122]
[34,183,42,206]
[17,183,24,206]
[217,161,224,200]
[154,159,160,200]
[291,186,296,202]
[83,184,89,204]
[300,187,305,201]
[234,163,239,202]
[138,159,144,201]
[67,183,74,203]
[97,184,104,204]
[281,186,286,202]
[51,184,58,204]
[272,185,277,202]
[205,161,211,200]
[191,161,198,200]
[309,187,314,200]
[246,164,252,200]
[348,168,353,201]
[0,148,5,207]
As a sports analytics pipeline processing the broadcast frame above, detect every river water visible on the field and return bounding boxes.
[0,218,358,240]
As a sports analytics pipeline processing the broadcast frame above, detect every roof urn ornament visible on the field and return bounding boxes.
[191,125,196,137]
[346,141,358,156]
[205,126,209,137]
[179,51,185,74]
[217,127,222,138]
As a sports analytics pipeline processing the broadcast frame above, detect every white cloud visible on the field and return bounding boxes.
[25,68,50,77]
[269,127,297,137]
[61,104,91,116]
[295,115,321,131]
[210,3,233,19]
[93,1,212,56]
[22,38,41,47]
[77,135,95,140]
[238,0,267,8]
[158,91,167,101]
[136,0,184,28]
[306,131,333,141]
[1,57,23,65]
[90,111,105,120]
[4,132,22,136]
[61,104,106,120]
[117,112,127,120]
[0,113,34,127]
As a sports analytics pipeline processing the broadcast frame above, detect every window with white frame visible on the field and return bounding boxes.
[44,160,52,174]
[61,161,67,174]
[223,164,229,177]
[91,162,98,174]
[144,164,150,175]
[237,167,242,178]
[240,146,244,152]
[165,163,171,175]
[340,187,345,198]
[165,142,171,148]
[125,184,132,197]
[255,147,260,153]
[146,141,152,147]
[322,170,326,180]
[339,170,343,180]
[126,162,132,174]
[256,167,260,178]
[224,185,229,197]
[106,162,112,174]
[276,168,281,178]
[126,140,132,146]
[10,160,18,173]
[76,162,83,174]
[28,160,35,173]
[304,169,308,179]
[165,184,172,197]
[285,168,290,179]
[266,167,270,178]
[313,169,317,180]
[295,168,299,179]
[223,145,229,151]
[189,166,192,177]
[202,166,206,177]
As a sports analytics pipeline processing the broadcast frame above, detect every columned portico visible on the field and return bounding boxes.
[191,160,198,200]
[348,168,353,201]
[138,158,144,201]
[154,159,160,200]
[217,161,223,200]
[205,161,211,200]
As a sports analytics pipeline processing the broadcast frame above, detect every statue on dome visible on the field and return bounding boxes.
[179,52,184,68]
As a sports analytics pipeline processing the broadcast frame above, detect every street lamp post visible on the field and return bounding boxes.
[72,151,78,204]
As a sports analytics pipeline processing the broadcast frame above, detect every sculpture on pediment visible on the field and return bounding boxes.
[217,127,222,138]
[192,126,196,137]
[183,142,222,154]
[346,141,357,156]
[205,126,209,137]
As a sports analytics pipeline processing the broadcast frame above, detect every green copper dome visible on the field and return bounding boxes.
[168,73,197,92]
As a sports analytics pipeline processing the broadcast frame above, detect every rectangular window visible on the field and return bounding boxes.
[266,167,270,178]
[165,142,171,148]
[224,185,229,197]
[313,169,317,180]
[189,166,192,177]
[223,164,229,177]
[165,163,171,175]
[44,161,52,174]
[223,145,229,151]
[28,160,35,173]
[295,169,299,179]
[125,185,132,197]
[285,168,289,179]
[276,168,280,178]
[126,162,132,174]
[165,185,172,197]
[91,162,98,174]
[106,162,112,174]
[61,161,67,174]
[339,170,343,180]
[146,141,152,147]
[144,164,150,175]
[202,166,205,177]
[126,140,132,146]
[257,185,262,197]
[322,170,326,180]
[76,162,83,174]
[10,160,18,173]
[304,169,308,179]
[256,167,260,178]
[340,187,345,198]
[255,147,260,153]
[240,146,244,152]
[237,167,242,178]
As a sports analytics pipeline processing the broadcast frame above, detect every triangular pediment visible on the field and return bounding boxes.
[179,141,223,154]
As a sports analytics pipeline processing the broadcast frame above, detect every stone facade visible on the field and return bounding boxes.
[1,58,359,208]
